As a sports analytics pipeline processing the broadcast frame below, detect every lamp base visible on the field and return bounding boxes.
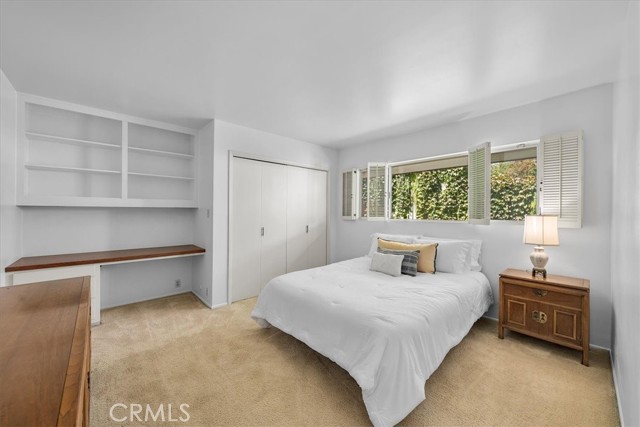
[530,246,549,279]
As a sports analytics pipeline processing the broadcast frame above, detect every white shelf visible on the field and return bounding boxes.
[128,171,194,180]
[128,146,193,159]
[25,163,121,175]
[25,132,121,150]
[17,196,197,208]
[18,94,198,208]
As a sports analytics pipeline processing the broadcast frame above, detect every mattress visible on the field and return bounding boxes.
[251,256,493,427]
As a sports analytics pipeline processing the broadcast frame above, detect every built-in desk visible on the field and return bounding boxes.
[5,245,205,325]
[0,277,91,427]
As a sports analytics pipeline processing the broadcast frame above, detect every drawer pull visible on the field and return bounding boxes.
[532,310,548,324]
[533,288,548,297]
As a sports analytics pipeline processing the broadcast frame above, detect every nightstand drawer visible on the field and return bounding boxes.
[503,281,582,310]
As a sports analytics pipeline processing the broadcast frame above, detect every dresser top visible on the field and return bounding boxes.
[0,277,90,426]
[500,268,590,291]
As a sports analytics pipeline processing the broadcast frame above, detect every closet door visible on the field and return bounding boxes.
[260,162,287,289]
[307,169,327,268]
[230,158,262,302]
[286,166,309,273]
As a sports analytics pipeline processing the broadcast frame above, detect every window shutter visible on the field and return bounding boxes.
[468,142,491,225]
[342,169,359,220]
[539,131,583,228]
[367,163,388,220]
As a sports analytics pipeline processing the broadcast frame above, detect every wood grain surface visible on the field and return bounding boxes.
[5,244,205,272]
[0,277,91,427]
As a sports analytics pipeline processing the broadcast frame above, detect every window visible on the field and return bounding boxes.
[389,154,468,221]
[490,145,538,221]
[386,143,537,222]
[341,131,582,228]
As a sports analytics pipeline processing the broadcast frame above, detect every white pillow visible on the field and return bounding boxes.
[414,238,470,273]
[417,236,483,272]
[367,233,417,257]
[369,252,403,277]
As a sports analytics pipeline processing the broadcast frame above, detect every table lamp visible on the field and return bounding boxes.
[523,215,559,278]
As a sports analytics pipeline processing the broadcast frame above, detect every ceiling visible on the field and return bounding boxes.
[0,1,630,147]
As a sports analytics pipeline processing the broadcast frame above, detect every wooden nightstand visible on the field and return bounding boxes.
[498,268,590,366]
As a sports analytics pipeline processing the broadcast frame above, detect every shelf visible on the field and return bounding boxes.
[128,146,193,159]
[16,195,197,208]
[19,94,198,208]
[128,172,194,180]
[25,164,121,175]
[25,132,121,150]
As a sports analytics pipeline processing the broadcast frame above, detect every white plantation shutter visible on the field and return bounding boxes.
[342,169,360,220]
[367,163,388,220]
[468,142,491,225]
[539,131,583,228]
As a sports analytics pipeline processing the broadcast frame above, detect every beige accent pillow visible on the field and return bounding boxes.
[378,238,438,273]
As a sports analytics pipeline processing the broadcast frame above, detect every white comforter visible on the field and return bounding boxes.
[251,257,493,427]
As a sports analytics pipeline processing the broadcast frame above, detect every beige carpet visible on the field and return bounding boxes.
[90,293,619,427]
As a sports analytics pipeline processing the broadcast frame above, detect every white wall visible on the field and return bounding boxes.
[610,2,639,426]
[211,120,338,307]
[193,120,215,307]
[0,69,22,285]
[20,207,197,305]
[335,84,613,348]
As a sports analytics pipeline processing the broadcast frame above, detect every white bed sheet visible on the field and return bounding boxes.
[251,256,493,427]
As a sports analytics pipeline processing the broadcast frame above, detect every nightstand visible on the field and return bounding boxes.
[498,268,590,366]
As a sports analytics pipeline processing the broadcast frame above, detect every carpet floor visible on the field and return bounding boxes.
[90,293,619,427]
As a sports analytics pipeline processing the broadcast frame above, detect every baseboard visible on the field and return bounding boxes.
[589,342,611,351]
[610,353,626,427]
[191,291,212,308]
[101,290,193,310]
[190,292,229,310]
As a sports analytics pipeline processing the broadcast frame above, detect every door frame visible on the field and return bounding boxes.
[227,151,330,306]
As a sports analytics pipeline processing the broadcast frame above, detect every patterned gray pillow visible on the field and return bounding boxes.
[377,248,420,276]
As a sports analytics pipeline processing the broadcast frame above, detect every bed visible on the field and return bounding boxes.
[251,241,493,427]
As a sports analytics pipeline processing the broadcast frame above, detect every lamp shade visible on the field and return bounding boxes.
[523,215,559,246]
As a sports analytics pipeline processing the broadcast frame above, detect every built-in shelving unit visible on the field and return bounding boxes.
[16,94,198,207]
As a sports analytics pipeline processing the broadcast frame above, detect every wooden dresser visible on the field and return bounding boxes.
[498,268,590,366]
[0,277,91,426]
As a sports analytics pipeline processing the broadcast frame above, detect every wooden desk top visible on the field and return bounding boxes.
[5,244,205,272]
[0,277,90,426]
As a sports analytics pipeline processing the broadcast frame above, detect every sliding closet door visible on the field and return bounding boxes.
[260,162,287,289]
[231,159,328,300]
[286,166,327,272]
[230,157,262,302]
[307,169,327,269]
[286,166,309,273]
